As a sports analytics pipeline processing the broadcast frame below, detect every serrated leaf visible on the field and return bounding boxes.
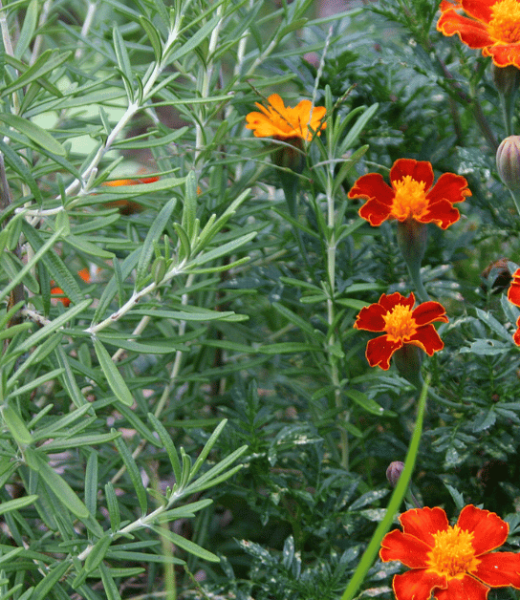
[93,339,134,407]
[472,408,496,432]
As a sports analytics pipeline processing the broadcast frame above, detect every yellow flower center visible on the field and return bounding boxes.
[383,304,417,342]
[391,176,429,221]
[427,525,481,580]
[488,0,520,44]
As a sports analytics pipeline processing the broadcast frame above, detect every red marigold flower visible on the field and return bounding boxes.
[507,267,520,306]
[353,291,448,370]
[348,159,471,229]
[245,93,327,141]
[506,268,520,346]
[437,0,520,69]
[380,504,520,600]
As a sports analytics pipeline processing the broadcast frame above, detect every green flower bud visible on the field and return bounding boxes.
[492,64,520,99]
[496,136,520,192]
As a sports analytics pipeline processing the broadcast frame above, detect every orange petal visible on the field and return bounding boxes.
[412,301,449,327]
[378,291,415,313]
[366,335,402,369]
[514,318,520,346]
[434,574,489,600]
[437,9,494,48]
[507,270,520,306]
[483,44,520,69]
[457,505,508,555]
[408,324,444,356]
[475,552,520,587]
[393,569,446,600]
[390,159,434,191]
[380,530,431,568]
[460,0,494,22]
[349,173,394,205]
[399,506,450,548]
[50,287,70,307]
[354,303,388,332]
[419,200,461,229]
[427,172,471,205]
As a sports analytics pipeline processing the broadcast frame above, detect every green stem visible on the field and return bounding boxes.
[340,376,429,600]
[509,188,520,219]
[406,260,430,303]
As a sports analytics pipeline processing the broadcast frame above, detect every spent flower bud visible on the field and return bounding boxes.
[386,461,405,488]
[496,136,520,192]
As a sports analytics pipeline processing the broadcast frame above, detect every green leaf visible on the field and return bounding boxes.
[258,342,320,354]
[182,171,198,239]
[85,452,98,516]
[0,113,65,156]
[149,525,220,562]
[85,535,112,574]
[105,482,121,532]
[148,413,182,483]
[340,103,379,153]
[139,16,163,61]
[63,234,115,259]
[99,562,122,600]
[2,49,70,97]
[136,197,176,284]
[113,25,133,100]
[93,339,134,407]
[31,560,70,600]
[165,15,220,64]
[22,222,83,304]
[1,405,34,445]
[346,389,386,416]
[113,435,147,515]
[0,494,38,516]
[0,138,42,203]
[33,451,89,519]
[189,232,256,268]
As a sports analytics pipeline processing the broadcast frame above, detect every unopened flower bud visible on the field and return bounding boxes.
[496,136,520,192]
[492,64,520,99]
[386,461,405,488]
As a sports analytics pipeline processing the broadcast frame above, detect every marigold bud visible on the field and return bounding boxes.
[386,461,405,488]
[496,136,520,192]
[492,65,520,99]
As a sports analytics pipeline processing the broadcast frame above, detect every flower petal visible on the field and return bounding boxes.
[418,199,461,229]
[390,159,434,190]
[380,530,432,568]
[475,552,520,587]
[513,318,520,347]
[427,172,471,206]
[393,569,447,600]
[354,303,388,332]
[508,270,520,306]
[483,44,520,69]
[437,9,494,48]
[408,323,445,356]
[412,301,449,327]
[366,335,402,370]
[378,291,415,313]
[457,505,509,555]
[434,574,489,600]
[399,507,450,548]
[358,197,394,226]
[460,0,494,23]
[349,173,395,205]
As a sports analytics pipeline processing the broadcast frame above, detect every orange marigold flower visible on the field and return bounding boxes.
[51,268,92,307]
[380,504,520,600]
[245,93,327,141]
[348,159,471,229]
[437,0,520,69]
[353,291,448,370]
[102,174,160,215]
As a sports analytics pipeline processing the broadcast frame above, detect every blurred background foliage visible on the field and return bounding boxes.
[1,0,520,599]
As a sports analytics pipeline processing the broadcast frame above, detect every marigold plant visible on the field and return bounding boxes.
[380,505,520,600]
[353,292,448,370]
[348,158,471,229]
